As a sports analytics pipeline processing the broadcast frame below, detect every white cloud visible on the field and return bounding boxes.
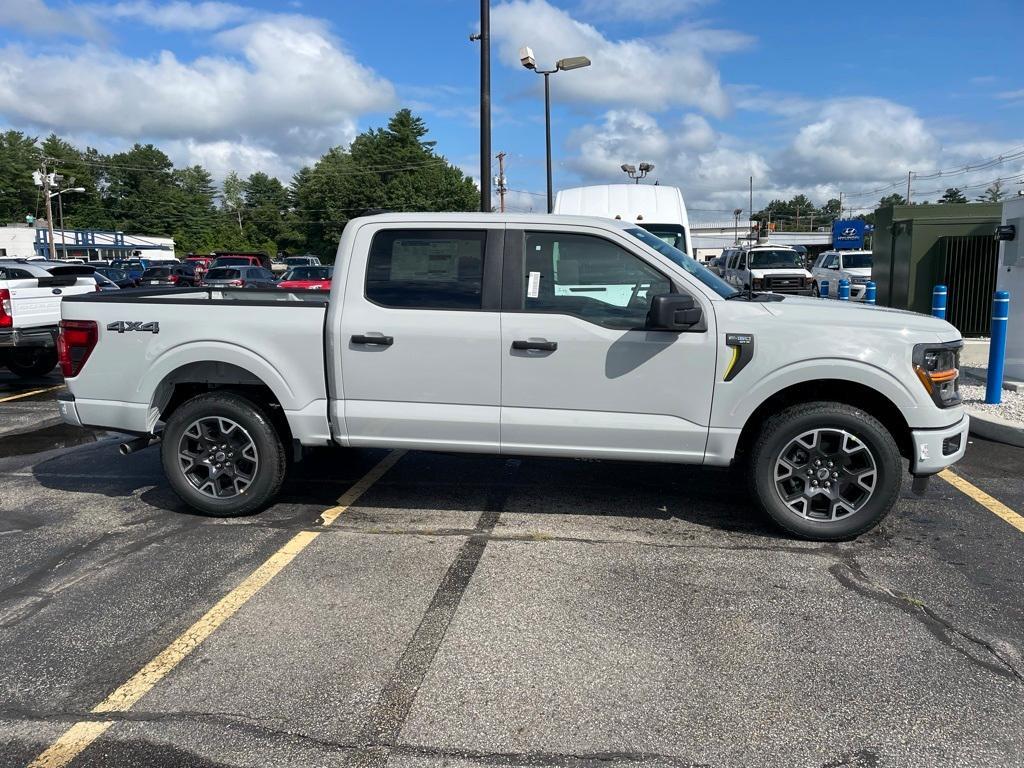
[786,98,939,183]
[491,0,738,117]
[101,1,253,31]
[0,15,394,167]
[0,0,104,39]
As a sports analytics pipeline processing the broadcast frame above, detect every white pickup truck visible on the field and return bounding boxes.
[1,260,98,377]
[57,213,968,540]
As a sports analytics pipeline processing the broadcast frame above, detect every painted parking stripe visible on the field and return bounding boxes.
[27,448,406,768]
[939,468,1024,535]
[0,385,64,403]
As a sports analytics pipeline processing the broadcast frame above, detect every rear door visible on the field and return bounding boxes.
[337,224,503,450]
[499,227,717,461]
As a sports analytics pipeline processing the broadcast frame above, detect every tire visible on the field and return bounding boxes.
[6,347,58,378]
[160,392,287,516]
[748,401,901,541]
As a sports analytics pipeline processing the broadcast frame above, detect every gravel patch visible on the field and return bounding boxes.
[960,382,1024,425]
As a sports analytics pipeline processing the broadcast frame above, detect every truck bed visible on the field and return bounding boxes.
[61,288,332,442]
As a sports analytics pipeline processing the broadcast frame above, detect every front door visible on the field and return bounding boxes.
[337,225,503,451]
[500,228,717,462]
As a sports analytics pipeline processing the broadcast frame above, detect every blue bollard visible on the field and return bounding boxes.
[820,280,829,299]
[986,290,1010,405]
[865,281,877,305]
[932,284,947,320]
[838,279,850,301]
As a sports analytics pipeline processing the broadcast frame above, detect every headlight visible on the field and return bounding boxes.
[913,342,962,407]
[752,277,763,289]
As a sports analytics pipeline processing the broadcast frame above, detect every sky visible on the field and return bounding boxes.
[1,0,1023,221]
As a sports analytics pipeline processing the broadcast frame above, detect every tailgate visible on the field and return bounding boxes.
[11,268,96,329]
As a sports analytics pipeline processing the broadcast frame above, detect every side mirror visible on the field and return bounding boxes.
[648,293,702,331]
[828,264,839,270]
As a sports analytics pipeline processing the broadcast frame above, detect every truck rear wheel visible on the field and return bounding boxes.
[161,392,286,516]
[6,347,58,378]
[748,402,901,541]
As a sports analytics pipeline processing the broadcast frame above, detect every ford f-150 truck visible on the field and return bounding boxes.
[56,213,969,540]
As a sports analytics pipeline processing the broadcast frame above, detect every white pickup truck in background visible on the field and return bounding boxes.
[0,260,98,377]
[57,213,968,540]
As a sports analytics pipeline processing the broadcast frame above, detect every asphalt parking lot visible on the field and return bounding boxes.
[1,372,1023,767]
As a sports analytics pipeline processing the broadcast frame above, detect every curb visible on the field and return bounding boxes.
[966,407,1024,448]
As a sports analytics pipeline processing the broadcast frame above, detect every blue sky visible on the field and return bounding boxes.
[2,0,1023,219]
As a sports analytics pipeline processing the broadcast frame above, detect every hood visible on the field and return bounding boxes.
[842,267,872,277]
[761,295,960,341]
[750,268,812,279]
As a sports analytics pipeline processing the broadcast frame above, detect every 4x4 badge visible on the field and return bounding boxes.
[106,321,159,334]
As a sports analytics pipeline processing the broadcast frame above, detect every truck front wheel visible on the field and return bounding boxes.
[748,402,901,540]
[161,392,287,516]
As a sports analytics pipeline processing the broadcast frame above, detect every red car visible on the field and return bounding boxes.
[277,266,333,290]
[185,255,214,279]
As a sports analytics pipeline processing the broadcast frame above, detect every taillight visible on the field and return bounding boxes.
[58,320,98,378]
[0,289,11,328]
[169,274,179,284]
[229,279,244,287]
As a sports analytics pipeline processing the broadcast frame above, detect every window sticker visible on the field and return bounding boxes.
[527,270,541,298]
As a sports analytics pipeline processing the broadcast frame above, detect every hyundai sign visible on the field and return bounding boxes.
[832,219,866,250]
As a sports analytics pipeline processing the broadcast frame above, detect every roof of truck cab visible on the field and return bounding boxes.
[347,212,637,230]
[552,185,687,225]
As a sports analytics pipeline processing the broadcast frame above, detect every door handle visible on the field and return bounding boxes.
[351,334,394,346]
[512,339,557,352]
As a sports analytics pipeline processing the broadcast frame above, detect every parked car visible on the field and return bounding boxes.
[110,257,177,282]
[210,252,272,270]
[92,266,138,288]
[811,250,873,300]
[141,264,200,287]
[711,249,737,276]
[283,255,322,268]
[185,255,215,280]
[92,271,121,292]
[58,213,968,541]
[0,259,98,377]
[201,266,278,289]
[277,266,333,290]
[723,243,813,295]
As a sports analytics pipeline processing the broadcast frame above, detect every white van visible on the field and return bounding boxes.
[554,184,692,256]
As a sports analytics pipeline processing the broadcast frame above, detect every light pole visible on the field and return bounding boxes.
[520,47,591,213]
[50,187,85,259]
[733,208,743,244]
[620,162,655,184]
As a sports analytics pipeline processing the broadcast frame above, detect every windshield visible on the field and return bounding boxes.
[282,267,331,281]
[142,268,171,278]
[749,250,803,269]
[625,228,737,298]
[640,224,686,251]
[842,252,873,269]
[206,268,240,280]
[285,257,314,265]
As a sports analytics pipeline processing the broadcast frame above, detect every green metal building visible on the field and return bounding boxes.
[873,203,1002,335]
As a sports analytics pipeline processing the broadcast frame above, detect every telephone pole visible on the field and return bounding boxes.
[41,160,57,260]
[906,170,912,204]
[494,152,507,213]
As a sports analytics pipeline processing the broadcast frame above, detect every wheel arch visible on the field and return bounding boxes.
[734,379,912,462]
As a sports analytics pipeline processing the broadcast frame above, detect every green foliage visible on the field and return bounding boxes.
[976,180,1005,203]
[938,187,968,204]
[0,109,478,259]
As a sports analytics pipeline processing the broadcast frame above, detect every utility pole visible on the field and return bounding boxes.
[838,191,844,220]
[795,202,801,231]
[748,176,753,237]
[906,170,912,204]
[41,160,57,260]
[494,152,507,213]
[477,1,491,212]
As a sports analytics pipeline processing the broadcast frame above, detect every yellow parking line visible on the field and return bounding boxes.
[27,449,405,768]
[0,385,64,403]
[939,468,1024,535]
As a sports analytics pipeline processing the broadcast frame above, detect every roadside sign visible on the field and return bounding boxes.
[832,219,866,250]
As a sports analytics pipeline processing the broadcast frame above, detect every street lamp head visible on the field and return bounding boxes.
[70,187,85,193]
[638,162,654,173]
[621,164,636,174]
[733,208,743,216]
[519,46,536,70]
[556,55,591,71]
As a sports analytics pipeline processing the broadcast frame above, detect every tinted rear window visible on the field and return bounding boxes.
[143,268,171,278]
[214,257,251,266]
[206,268,240,279]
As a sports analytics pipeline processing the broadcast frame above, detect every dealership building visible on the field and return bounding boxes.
[0,222,175,260]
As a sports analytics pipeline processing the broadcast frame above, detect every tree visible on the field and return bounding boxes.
[938,187,967,204]
[878,193,907,207]
[221,171,246,233]
[976,180,1005,203]
[0,130,42,224]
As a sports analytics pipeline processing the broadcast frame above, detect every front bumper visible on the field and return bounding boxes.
[910,415,969,475]
[0,325,59,349]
